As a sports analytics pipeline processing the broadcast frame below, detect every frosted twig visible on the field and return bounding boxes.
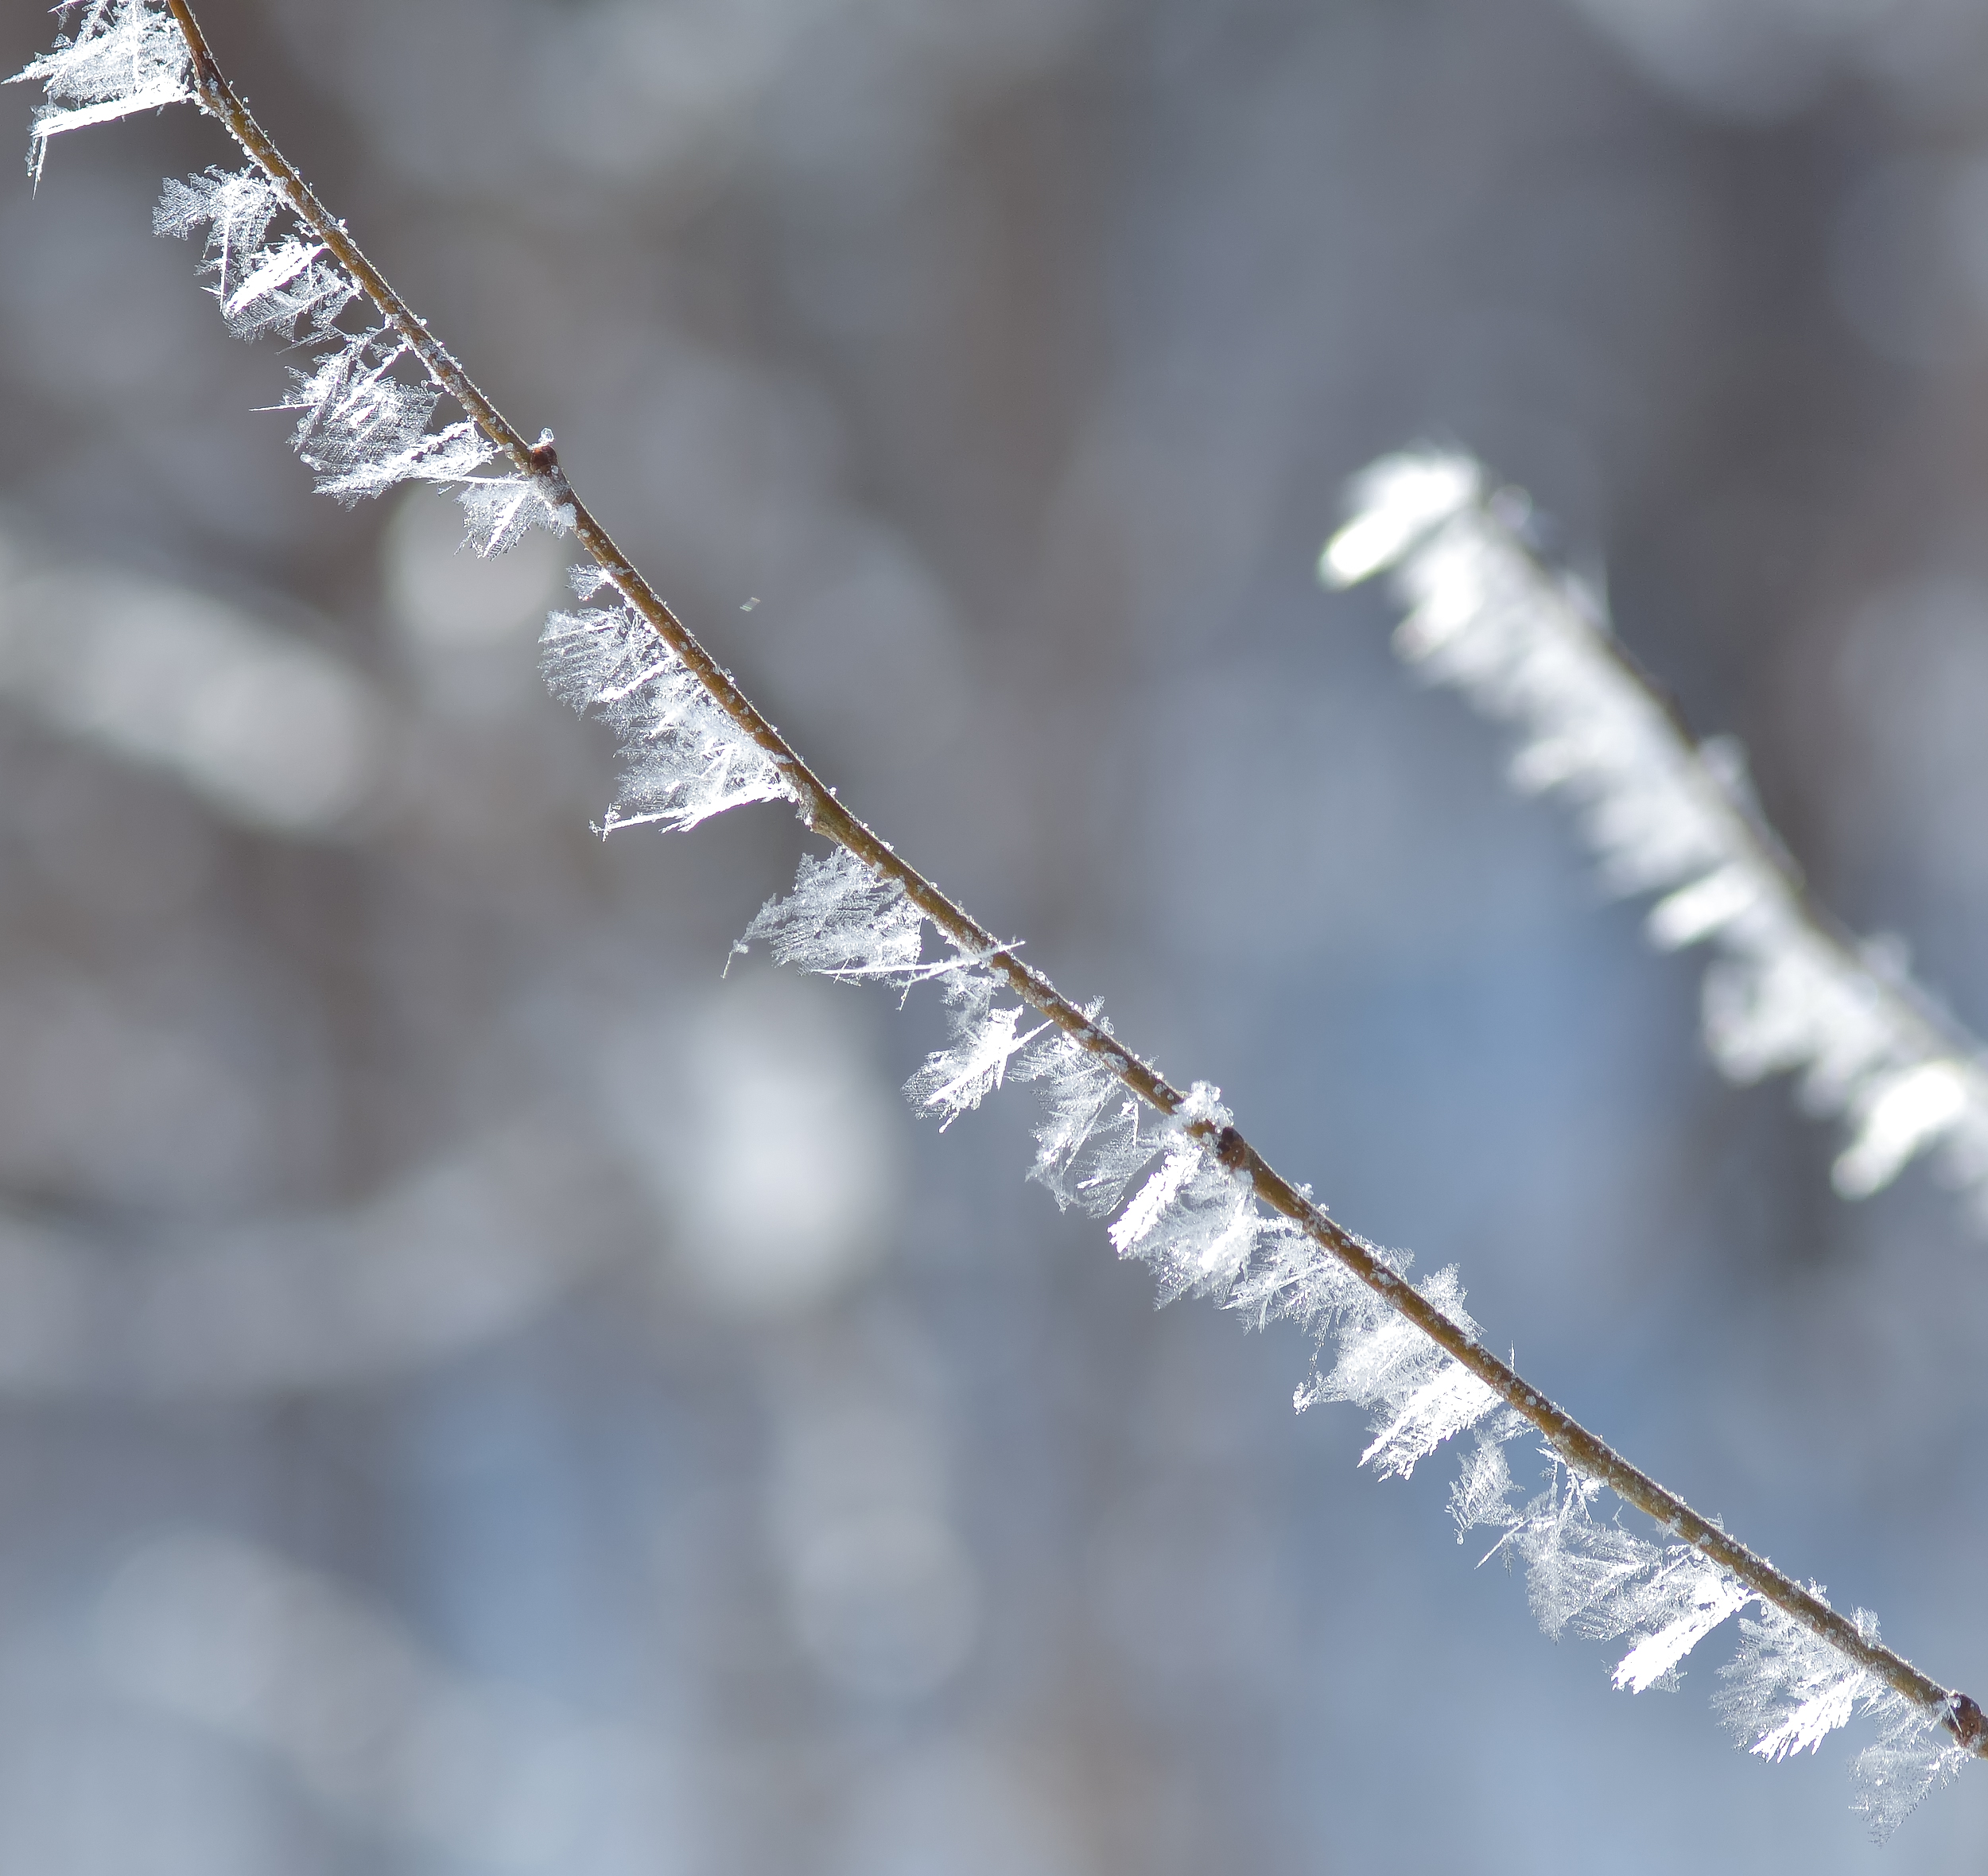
[1322,450,1988,1224]
[21,2,1986,1823]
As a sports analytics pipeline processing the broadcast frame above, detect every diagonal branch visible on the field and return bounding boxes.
[155,0,1987,1761]
[1326,451,1988,1220]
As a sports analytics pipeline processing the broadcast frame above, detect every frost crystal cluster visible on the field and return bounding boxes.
[737,835,1971,1829]
[14,0,1981,1840]
[14,0,577,566]
[544,577,790,835]
[155,156,571,553]
[1323,451,1988,1223]
[153,150,573,552]
[1719,1606,1975,1835]
[10,0,192,184]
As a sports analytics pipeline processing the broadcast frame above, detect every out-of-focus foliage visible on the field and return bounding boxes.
[2,1,1988,1871]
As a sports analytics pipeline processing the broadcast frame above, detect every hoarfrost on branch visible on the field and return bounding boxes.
[905,971,1046,1129]
[13,5,1980,1838]
[1322,449,1988,1228]
[544,603,790,833]
[736,847,932,986]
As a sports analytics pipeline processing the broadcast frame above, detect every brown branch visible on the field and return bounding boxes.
[159,0,1986,1756]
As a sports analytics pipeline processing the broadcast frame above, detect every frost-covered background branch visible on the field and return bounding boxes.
[1325,451,1988,1225]
[5,0,1988,1870]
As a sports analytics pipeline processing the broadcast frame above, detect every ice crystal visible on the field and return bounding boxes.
[905,970,1046,1129]
[1718,1602,1876,1762]
[1592,1552,1754,1694]
[1851,1693,1974,1839]
[737,847,932,986]
[10,0,192,186]
[1217,1179,1971,1824]
[456,473,573,557]
[154,168,359,341]
[1298,1262,1501,1478]
[1107,1086,1263,1303]
[1716,1596,1973,1836]
[281,332,492,507]
[1324,449,1988,1225]
[1222,1209,1369,1334]
[1013,1012,1163,1214]
[542,604,790,833]
[1447,1420,1524,1540]
[1501,1466,1660,1641]
[146,151,584,568]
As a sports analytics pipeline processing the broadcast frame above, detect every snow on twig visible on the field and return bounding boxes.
[15,2,1986,1835]
[1323,449,1988,1225]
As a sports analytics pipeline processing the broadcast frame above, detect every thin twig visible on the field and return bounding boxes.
[159,0,1987,1757]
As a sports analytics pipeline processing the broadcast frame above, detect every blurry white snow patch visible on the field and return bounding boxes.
[97,1531,680,1871]
[385,487,568,652]
[599,975,903,1316]
[0,564,382,835]
[1832,1061,1969,1198]
[1330,449,1988,1223]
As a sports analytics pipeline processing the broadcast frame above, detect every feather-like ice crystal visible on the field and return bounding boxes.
[1851,1695,1974,1839]
[1501,1466,1660,1642]
[543,604,790,833]
[155,169,360,341]
[1718,1601,1876,1763]
[1107,1086,1264,1303]
[906,971,1046,1129]
[10,0,192,187]
[1717,1596,1975,1837]
[1296,1263,1500,1478]
[1598,1552,1754,1694]
[737,847,930,986]
[1013,1013,1163,1214]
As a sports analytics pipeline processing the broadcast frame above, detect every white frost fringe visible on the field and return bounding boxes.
[1322,450,1988,1225]
[738,817,1969,1829]
[14,6,1973,1836]
[10,0,192,186]
[544,591,789,834]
